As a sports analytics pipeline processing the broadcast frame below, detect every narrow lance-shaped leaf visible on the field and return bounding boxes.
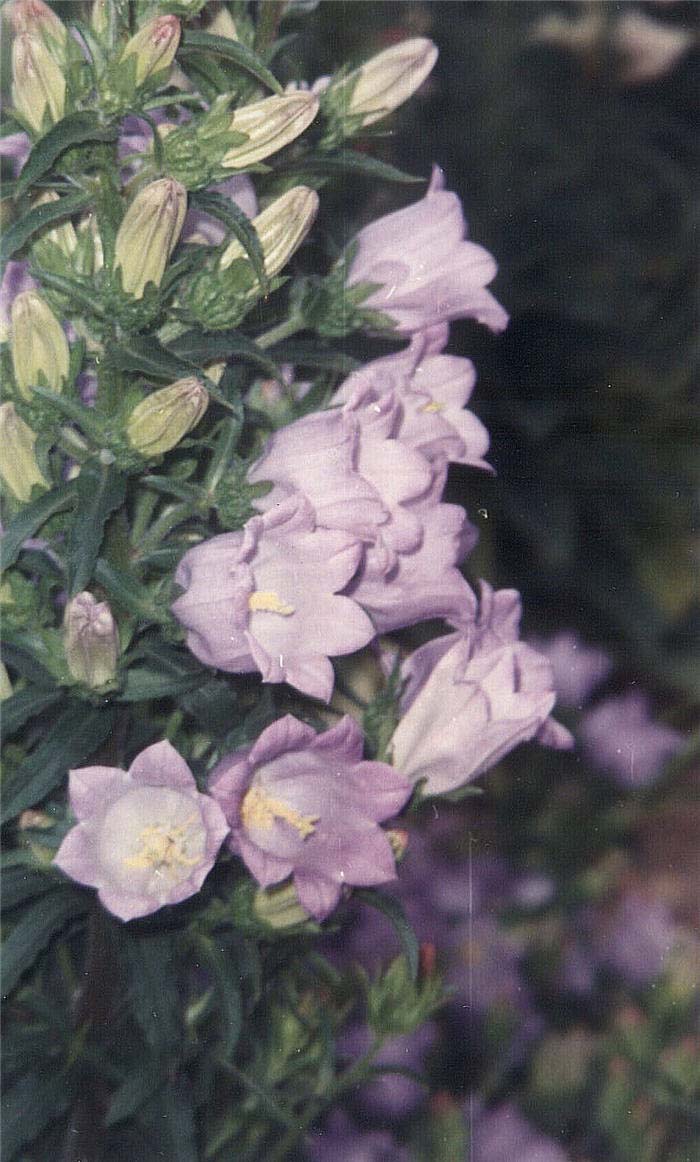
[180,31,283,95]
[1,888,89,995]
[0,188,92,264]
[15,112,119,198]
[66,463,127,595]
[354,889,420,980]
[190,190,269,295]
[0,482,76,573]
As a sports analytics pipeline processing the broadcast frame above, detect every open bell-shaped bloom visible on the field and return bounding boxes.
[346,166,509,335]
[172,496,374,702]
[53,741,229,921]
[209,715,411,920]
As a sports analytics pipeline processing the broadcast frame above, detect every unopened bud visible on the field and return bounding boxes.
[220,185,318,277]
[221,92,319,170]
[120,14,181,87]
[0,402,48,502]
[5,0,67,45]
[253,882,311,930]
[12,31,66,134]
[10,290,70,399]
[64,591,119,687]
[325,37,437,132]
[90,0,110,40]
[114,177,187,299]
[0,661,12,701]
[386,828,410,862]
[126,377,209,456]
[203,4,239,40]
[32,190,78,262]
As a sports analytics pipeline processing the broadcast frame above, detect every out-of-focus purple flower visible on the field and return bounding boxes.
[468,1102,570,1162]
[172,496,374,702]
[0,131,31,176]
[53,741,229,921]
[209,715,411,920]
[0,260,37,342]
[448,914,526,1015]
[579,690,684,786]
[338,1021,435,1119]
[391,584,573,795]
[346,166,509,335]
[306,1111,411,1162]
[593,891,678,987]
[332,323,490,469]
[530,631,612,710]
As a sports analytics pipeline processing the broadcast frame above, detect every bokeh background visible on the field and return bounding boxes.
[291,3,699,1158]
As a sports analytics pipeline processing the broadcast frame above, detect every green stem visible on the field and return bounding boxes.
[131,488,160,546]
[205,417,241,496]
[136,500,200,557]
[255,316,304,350]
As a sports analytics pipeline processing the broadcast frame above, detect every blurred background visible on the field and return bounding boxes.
[292,3,700,1158]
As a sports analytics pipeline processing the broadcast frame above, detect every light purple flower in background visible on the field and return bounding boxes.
[346,166,509,335]
[592,891,678,987]
[468,1102,570,1162]
[172,495,374,702]
[332,323,491,469]
[0,131,30,176]
[530,630,612,709]
[391,583,573,794]
[338,1021,436,1119]
[209,715,411,920]
[0,260,38,342]
[182,173,258,244]
[53,741,229,921]
[579,690,684,786]
[306,1111,411,1162]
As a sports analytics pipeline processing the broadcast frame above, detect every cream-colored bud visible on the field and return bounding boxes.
[253,882,311,930]
[337,37,438,128]
[221,92,319,170]
[114,178,187,299]
[10,290,70,399]
[64,591,119,688]
[126,377,209,457]
[0,403,48,502]
[203,4,239,41]
[33,191,78,259]
[90,0,110,40]
[12,31,66,134]
[120,14,181,87]
[220,185,318,277]
[0,661,13,701]
[5,0,67,46]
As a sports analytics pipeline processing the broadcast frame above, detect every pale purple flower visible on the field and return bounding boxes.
[53,741,229,921]
[592,892,678,987]
[468,1102,570,1162]
[579,690,684,786]
[390,584,573,795]
[0,131,30,176]
[182,173,258,245]
[0,260,37,342]
[172,496,374,702]
[332,323,491,469]
[306,1112,411,1162]
[346,166,509,335]
[209,715,411,920]
[338,1021,436,1119]
[529,631,612,710]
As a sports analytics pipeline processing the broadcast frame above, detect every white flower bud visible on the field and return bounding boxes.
[126,377,209,456]
[119,14,181,87]
[10,290,70,399]
[0,402,48,502]
[64,591,119,688]
[221,92,319,169]
[220,186,318,277]
[329,37,437,129]
[114,178,187,299]
[12,31,65,134]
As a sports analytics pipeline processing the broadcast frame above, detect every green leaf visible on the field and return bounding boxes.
[1,1070,70,1161]
[119,665,205,702]
[190,190,268,294]
[108,337,195,383]
[0,189,92,264]
[293,150,424,185]
[0,687,62,739]
[0,483,76,573]
[106,1061,162,1127]
[1,889,88,995]
[93,558,159,618]
[144,1080,198,1162]
[180,30,282,94]
[1,868,62,911]
[354,889,420,980]
[269,340,360,374]
[197,936,242,1060]
[0,642,56,688]
[1,701,117,824]
[169,329,284,381]
[66,463,127,596]
[15,112,119,199]
[120,930,181,1055]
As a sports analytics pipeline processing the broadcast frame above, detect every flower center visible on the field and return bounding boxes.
[124,817,201,875]
[420,400,444,414]
[248,590,296,616]
[241,785,318,839]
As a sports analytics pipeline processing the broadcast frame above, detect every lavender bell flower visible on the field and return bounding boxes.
[529,630,612,710]
[306,1111,411,1162]
[592,891,679,987]
[53,741,229,921]
[172,495,375,702]
[390,583,573,795]
[468,1102,570,1162]
[346,166,509,335]
[332,322,491,469]
[338,1020,436,1120]
[579,690,684,786]
[209,715,411,921]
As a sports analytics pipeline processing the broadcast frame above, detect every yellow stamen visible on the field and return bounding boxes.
[248,590,296,616]
[420,400,444,414]
[124,819,200,873]
[241,785,318,839]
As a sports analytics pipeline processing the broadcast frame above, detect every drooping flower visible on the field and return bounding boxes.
[390,583,573,795]
[345,166,509,335]
[172,495,375,702]
[209,715,411,920]
[579,690,684,786]
[332,323,491,469]
[53,740,229,921]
